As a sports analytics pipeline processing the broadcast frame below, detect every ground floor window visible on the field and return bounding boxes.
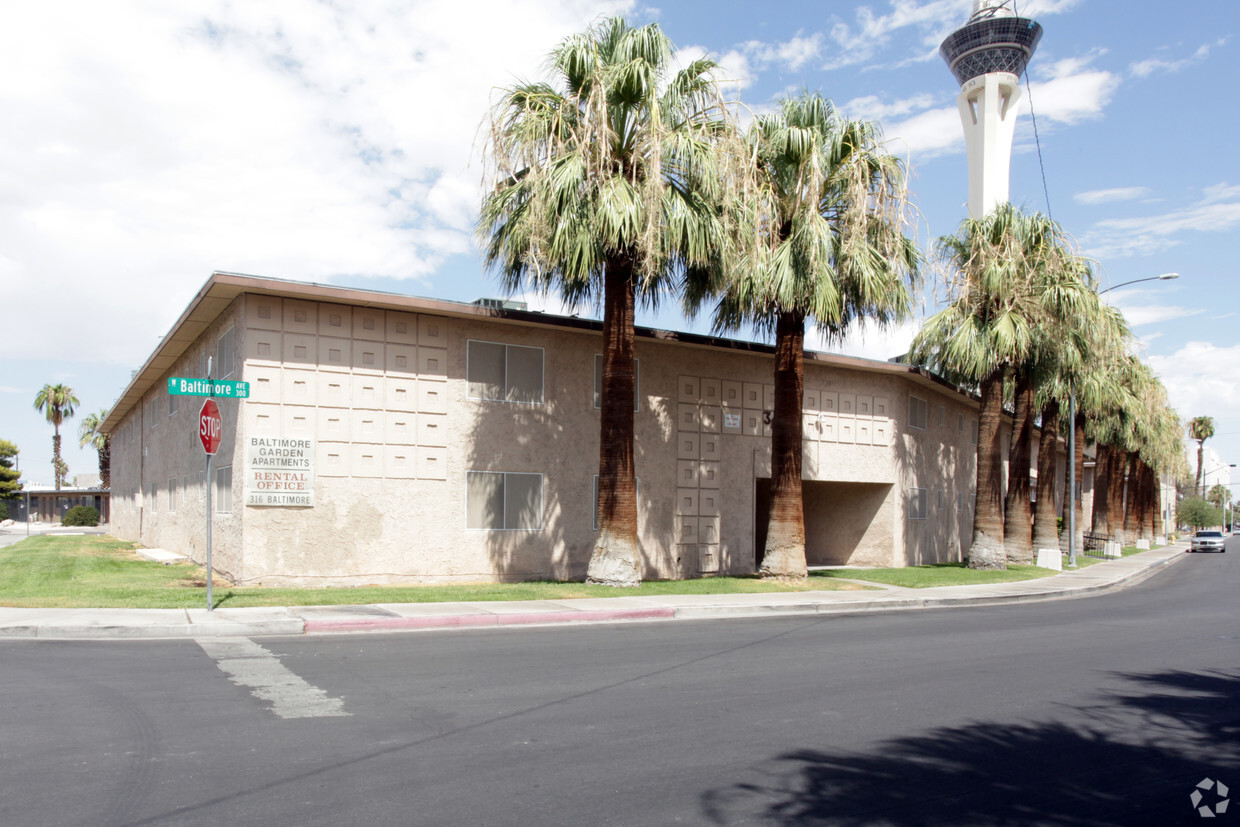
[467,471,542,530]
[908,487,928,520]
[215,466,232,513]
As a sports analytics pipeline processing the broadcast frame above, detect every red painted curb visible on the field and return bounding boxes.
[303,607,675,633]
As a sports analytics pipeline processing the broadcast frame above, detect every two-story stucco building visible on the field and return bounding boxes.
[101,271,1021,586]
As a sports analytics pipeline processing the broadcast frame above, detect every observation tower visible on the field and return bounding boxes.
[940,0,1042,218]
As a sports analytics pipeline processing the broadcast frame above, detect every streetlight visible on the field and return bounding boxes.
[1065,273,1181,568]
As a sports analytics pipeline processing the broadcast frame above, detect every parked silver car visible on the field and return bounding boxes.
[1190,530,1227,553]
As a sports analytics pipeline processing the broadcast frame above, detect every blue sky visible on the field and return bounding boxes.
[2,0,1237,491]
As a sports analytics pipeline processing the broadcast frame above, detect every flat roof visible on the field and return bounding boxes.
[101,271,971,432]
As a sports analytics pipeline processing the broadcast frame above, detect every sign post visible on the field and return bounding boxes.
[199,361,223,611]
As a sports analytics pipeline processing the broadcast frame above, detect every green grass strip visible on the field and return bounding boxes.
[0,535,875,609]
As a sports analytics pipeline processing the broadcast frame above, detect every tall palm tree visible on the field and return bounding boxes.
[34,383,79,490]
[1003,255,1102,562]
[78,408,110,489]
[478,18,738,586]
[693,93,918,578]
[1188,415,1215,497]
[911,205,1083,570]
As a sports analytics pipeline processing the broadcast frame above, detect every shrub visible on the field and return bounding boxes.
[0,501,7,521]
[62,505,100,527]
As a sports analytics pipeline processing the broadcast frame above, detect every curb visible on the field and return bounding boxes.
[0,547,1192,639]
[303,606,675,633]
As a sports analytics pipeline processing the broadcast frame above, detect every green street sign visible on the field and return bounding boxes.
[167,377,251,399]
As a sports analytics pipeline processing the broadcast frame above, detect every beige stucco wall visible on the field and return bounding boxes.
[109,290,986,585]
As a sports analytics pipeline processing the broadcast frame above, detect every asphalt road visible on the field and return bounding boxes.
[1,540,1236,826]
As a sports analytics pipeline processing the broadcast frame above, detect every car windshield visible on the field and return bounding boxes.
[1196,531,1223,538]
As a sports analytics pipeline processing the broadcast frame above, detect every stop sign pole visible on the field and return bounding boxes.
[200,359,222,611]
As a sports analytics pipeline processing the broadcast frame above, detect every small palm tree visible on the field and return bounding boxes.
[478,18,739,586]
[34,383,79,490]
[79,408,110,489]
[693,93,918,578]
[1188,415,1215,497]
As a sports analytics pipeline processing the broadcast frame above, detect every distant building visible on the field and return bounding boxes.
[100,271,1014,586]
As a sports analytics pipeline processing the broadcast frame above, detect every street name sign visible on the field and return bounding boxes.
[199,399,222,455]
[168,377,250,398]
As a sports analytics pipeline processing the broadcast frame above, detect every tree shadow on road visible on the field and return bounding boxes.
[701,668,1240,826]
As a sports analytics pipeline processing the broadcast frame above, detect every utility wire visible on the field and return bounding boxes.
[1014,0,1053,221]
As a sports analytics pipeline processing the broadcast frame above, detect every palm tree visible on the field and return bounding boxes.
[911,205,1083,570]
[78,408,110,489]
[34,383,79,490]
[1188,415,1215,497]
[693,93,918,578]
[477,18,738,586]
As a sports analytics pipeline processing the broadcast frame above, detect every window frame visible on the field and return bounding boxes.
[466,339,545,405]
[466,471,544,531]
[216,326,236,379]
[909,395,928,431]
[908,487,928,520]
[215,465,233,513]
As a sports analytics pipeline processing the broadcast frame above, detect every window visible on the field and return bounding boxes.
[215,466,233,513]
[216,327,235,379]
[908,488,928,520]
[593,475,640,531]
[970,418,979,445]
[957,491,971,512]
[467,341,544,404]
[936,489,945,511]
[937,405,945,427]
[169,394,178,416]
[909,395,928,430]
[466,471,542,530]
[594,354,640,411]
[167,478,177,512]
[149,398,160,428]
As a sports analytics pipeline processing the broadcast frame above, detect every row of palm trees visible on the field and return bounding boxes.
[32,383,110,491]
[477,18,1183,585]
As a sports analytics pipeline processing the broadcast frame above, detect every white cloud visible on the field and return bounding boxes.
[1109,303,1202,328]
[817,317,920,362]
[1148,341,1240,434]
[1022,56,1120,125]
[1082,198,1240,259]
[0,0,634,364]
[1130,37,1227,77]
[1074,187,1150,205]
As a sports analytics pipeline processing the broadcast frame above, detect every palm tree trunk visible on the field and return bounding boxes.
[969,367,1007,569]
[1003,371,1034,562]
[100,438,111,490]
[1107,449,1127,543]
[1031,399,1062,553]
[1062,413,1086,555]
[1151,467,1164,538]
[1196,442,1204,497]
[1091,443,1112,536]
[586,256,641,587]
[760,311,807,579]
[1122,456,1139,545]
[52,431,62,491]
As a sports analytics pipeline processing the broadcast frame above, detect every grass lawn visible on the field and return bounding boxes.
[0,535,875,610]
[811,561,1060,589]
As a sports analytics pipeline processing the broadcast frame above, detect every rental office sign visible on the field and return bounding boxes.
[245,436,315,507]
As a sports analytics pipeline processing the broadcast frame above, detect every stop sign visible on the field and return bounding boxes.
[199,398,223,455]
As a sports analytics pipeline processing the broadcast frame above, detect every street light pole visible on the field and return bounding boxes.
[1066,273,1181,567]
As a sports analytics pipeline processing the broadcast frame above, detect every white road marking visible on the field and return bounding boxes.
[196,637,349,719]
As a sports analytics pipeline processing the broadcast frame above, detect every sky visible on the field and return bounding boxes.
[1,0,1237,493]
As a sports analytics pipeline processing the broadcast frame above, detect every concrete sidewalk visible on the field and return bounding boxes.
[0,544,1190,640]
